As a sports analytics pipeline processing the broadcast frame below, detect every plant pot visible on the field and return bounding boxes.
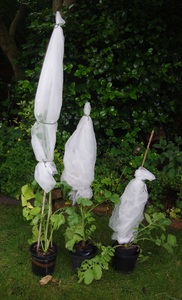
[29,242,59,276]
[93,203,113,216]
[170,219,182,230]
[52,188,62,200]
[69,243,98,271]
[113,243,140,274]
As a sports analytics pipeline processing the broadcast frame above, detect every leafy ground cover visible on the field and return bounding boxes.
[0,203,182,300]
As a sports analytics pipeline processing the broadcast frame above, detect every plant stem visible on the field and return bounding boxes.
[135,219,159,242]
[80,204,86,241]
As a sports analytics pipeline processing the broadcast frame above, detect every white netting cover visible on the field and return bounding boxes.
[61,102,97,204]
[109,167,155,244]
[31,12,65,193]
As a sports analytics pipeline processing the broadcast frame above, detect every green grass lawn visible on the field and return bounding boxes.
[0,203,182,300]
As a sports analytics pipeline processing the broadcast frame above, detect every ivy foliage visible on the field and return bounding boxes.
[62,0,182,151]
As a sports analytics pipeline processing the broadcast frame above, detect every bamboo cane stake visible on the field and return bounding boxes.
[49,191,53,248]
[37,190,47,252]
[141,130,154,168]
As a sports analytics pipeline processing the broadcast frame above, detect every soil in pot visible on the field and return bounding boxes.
[113,242,140,274]
[69,241,98,271]
[30,242,59,276]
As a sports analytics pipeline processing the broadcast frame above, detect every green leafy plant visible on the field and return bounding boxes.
[64,198,97,251]
[94,189,120,207]
[114,212,177,255]
[64,194,120,285]
[168,207,182,221]
[21,182,66,253]
[148,137,182,207]
[132,212,177,254]
[154,137,182,178]
[62,0,182,153]
[1,0,182,201]
[0,123,35,198]
[167,201,182,221]
[64,189,120,252]
[77,211,177,285]
[77,244,115,285]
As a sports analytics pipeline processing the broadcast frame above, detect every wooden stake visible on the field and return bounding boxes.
[49,191,53,248]
[141,130,154,168]
[37,191,47,252]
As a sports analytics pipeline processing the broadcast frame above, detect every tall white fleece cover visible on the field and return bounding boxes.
[31,12,65,193]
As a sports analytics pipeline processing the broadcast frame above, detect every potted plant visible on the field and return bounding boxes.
[112,212,177,273]
[21,181,66,276]
[64,188,120,267]
[76,212,177,284]
[64,197,98,271]
[64,192,120,284]
[167,200,182,229]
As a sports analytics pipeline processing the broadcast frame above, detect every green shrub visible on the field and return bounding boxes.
[0,122,35,198]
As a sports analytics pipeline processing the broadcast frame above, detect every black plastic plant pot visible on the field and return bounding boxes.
[29,242,59,276]
[69,244,98,271]
[113,243,140,274]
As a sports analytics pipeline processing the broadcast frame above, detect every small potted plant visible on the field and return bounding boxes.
[64,188,120,268]
[112,212,177,273]
[64,192,120,284]
[64,197,98,271]
[108,164,177,274]
[75,212,177,284]
[167,200,182,229]
[21,181,66,276]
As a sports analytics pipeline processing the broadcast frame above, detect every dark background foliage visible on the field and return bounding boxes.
[0,0,181,199]
[61,0,182,152]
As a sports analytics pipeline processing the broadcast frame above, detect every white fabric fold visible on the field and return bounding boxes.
[34,162,57,193]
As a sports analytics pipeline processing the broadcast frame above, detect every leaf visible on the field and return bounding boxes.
[34,193,43,205]
[65,238,77,251]
[51,213,65,229]
[65,206,76,215]
[163,244,173,254]
[77,198,93,206]
[93,264,102,280]
[67,214,79,226]
[21,184,35,206]
[167,234,177,246]
[29,207,41,216]
[145,213,152,224]
[110,193,120,204]
[31,214,40,225]
[160,233,166,242]
[104,190,112,199]
[84,269,94,285]
[129,90,137,100]
[155,239,161,246]
[152,212,165,220]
